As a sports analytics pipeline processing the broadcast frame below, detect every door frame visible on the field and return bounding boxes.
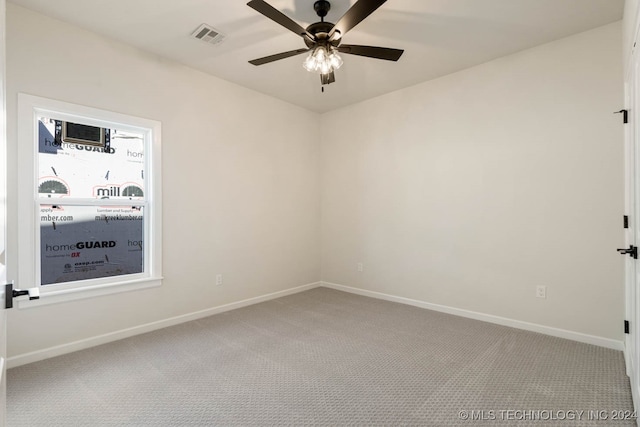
[0,0,8,424]
[624,69,639,413]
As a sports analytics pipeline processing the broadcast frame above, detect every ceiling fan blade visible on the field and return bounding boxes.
[249,48,310,66]
[337,44,404,61]
[247,0,313,40]
[320,71,336,85]
[329,0,388,39]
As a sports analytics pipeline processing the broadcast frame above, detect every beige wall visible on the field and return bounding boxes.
[320,22,624,340]
[6,4,321,357]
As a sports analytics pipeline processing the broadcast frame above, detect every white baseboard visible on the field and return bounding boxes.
[321,281,624,351]
[7,282,320,368]
[8,280,625,368]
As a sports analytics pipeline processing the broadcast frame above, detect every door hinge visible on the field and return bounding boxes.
[615,109,629,124]
[624,215,629,229]
[625,320,630,334]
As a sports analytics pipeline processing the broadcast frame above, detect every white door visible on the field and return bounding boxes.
[625,70,638,411]
[0,0,7,424]
[625,25,640,414]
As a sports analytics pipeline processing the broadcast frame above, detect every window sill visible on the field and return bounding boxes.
[16,276,163,309]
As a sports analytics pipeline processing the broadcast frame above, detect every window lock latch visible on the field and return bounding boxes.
[4,282,40,309]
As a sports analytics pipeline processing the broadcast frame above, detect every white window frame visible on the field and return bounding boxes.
[17,94,162,307]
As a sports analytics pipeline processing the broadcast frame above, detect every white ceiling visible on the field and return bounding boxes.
[8,0,624,113]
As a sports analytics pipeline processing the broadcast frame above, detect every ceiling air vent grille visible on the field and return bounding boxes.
[191,24,225,45]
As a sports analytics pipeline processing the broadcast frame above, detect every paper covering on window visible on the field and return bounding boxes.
[37,117,146,285]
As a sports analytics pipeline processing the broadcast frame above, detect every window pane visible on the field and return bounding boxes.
[40,205,144,285]
[37,117,145,200]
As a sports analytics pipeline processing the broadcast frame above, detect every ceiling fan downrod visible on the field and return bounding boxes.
[314,0,331,22]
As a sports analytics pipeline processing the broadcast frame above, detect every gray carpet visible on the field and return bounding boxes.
[7,287,635,426]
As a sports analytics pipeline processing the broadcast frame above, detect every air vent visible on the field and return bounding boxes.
[191,23,225,45]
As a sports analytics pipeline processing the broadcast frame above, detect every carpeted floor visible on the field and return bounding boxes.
[7,287,636,426]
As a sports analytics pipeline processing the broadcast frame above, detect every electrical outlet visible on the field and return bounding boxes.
[536,285,546,299]
[357,262,364,272]
[216,274,223,286]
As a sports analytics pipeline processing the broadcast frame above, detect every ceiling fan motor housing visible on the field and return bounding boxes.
[304,22,340,48]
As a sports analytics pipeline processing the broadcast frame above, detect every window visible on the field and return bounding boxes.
[18,94,162,306]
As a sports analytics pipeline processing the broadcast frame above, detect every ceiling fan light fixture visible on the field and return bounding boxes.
[248,0,404,86]
[328,49,343,69]
[303,46,343,74]
[303,49,320,72]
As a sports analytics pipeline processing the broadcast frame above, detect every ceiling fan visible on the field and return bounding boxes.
[247,0,404,86]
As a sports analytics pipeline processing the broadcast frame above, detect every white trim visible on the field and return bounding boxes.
[321,281,624,351]
[15,277,163,309]
[630,351,640,427]
[1,0,6,424]
[627,0,640,78]
[7,282,321,368]
[7,280,625,368]
[16,93,162,301]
